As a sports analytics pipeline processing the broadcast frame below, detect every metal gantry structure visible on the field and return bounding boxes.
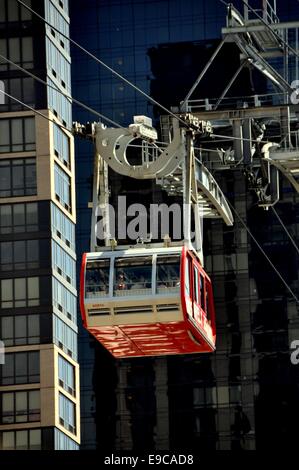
[75,0,299,357]
[74,0,299,248]
[74,114,234,261]
[180,0,299,209]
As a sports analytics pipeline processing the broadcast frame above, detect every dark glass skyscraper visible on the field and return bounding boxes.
[70,0,299,450]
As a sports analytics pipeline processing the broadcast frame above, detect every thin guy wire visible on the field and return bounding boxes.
[16,0,285,144]
[271,205,299,256]
[16,0,191,130]
[0,53,123,129]
[227,200,299,304]
[212,133,269,144]
[0,88,71,132]
[2,85,296,304]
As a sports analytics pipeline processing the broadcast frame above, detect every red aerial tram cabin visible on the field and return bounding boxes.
[80,245,216,358]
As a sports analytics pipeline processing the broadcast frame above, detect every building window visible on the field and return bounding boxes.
[53,124,70,167]
[0,351,40,385]
[46,39,71,91]
[54,429,78,450]
[1,390,40,424]
[0,37,33,71]
[55,0,69,14]
[54,163,71,212]
[53,278,76,323]
[59,393,76,434]
[53,315,77,360]
[58,355,75,396]
[0,315,40,347]
[48,78,71,128]
[0,158,36,198]
[1,429,41,450]
[0,276,39,308]
[52,241,75,287]
[45,1,70,52]
[0,117,35,153]
[0,77,35,112]
[0,0,32,23]
[0,239,39,271]
[51,203,75,250]
[0,203,38,234]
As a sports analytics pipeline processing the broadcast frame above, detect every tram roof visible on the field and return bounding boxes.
[85,244,185,260]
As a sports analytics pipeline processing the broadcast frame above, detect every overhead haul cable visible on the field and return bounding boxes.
[1,85,297,305]
[16,0,191,130]
[0,53,123,129]
[227,200,299,304]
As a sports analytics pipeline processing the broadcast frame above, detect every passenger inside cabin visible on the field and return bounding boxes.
[131,275,148,290]
[114,257,152,294]
[156,256,180,291]
[86,264,110,295]
[117,272,127,290]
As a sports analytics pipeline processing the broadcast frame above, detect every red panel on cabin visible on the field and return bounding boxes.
[88,320,213,358]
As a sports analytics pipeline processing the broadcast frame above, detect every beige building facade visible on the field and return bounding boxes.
[0,0,80,450]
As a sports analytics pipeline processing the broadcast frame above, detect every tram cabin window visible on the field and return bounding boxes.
[193,267,199,304]
[205,282,212,323]
[200,274,205,310]
[114,256,152,295]
[86,259,110,297]
[185,257,190,297]
[156,255,180,293]
[205,289,210,322]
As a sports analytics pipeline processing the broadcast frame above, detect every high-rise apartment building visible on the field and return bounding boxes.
[0,0,80,450]
[71,0,299,451]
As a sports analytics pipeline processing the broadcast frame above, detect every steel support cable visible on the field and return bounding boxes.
[212,133,269,144]
[17,0,297,139]
[227,200,299,304]
[2,12,283,168]
[0,88,71,132]
[271,206,299,256]
[0,53,123,129]
[0,55,231,160]
[15,1,286,146]
[4,18,268,150]
[4,52,272,160]
[16,0,191,130]
[200,132,292,143]
[2,86,296,303]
